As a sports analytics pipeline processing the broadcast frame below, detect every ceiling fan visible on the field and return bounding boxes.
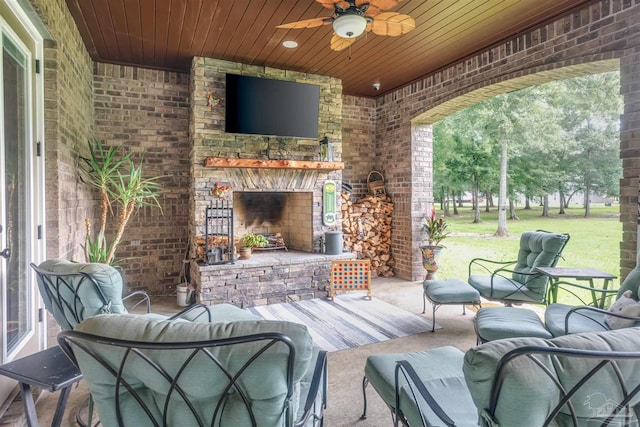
[276,0,416,51]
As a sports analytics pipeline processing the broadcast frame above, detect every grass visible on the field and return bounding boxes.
[434,203,622,305]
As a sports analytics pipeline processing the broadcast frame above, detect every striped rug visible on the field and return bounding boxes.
[247,292,438,352]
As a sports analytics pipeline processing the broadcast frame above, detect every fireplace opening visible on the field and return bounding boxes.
[234,191,313,252]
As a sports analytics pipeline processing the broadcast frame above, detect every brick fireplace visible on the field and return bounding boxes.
[188,57,353,306]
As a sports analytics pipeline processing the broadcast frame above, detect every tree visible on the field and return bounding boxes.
[550,73,622,217]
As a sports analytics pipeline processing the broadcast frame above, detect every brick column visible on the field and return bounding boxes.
[620,46,640,277]
[410,124,433,281]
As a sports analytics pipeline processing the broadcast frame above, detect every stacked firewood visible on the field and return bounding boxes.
[341,192,395,277]
[195,235,229,261]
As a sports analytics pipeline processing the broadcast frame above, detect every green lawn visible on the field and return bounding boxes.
[434,203,622,305]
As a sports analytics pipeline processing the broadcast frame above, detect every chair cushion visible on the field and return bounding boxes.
[617,249,640,300]
[475,307,552,342]
[511,231,569,295]
[178,303,261,323]
[463,328,640,426]
[365,346,478,426]
[73,314,314,427]
[423,279,480,304]
[400,376,479,427]
[37,259,127,329]
[468,275,542,303]
[544,303,610,337]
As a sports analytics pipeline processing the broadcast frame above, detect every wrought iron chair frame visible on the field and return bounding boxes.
[58,330,328,427]
[395,346,640,427]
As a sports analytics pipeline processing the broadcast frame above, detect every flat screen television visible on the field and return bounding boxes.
[225,74,320,139]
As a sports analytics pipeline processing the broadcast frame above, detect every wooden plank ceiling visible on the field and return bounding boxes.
[66,0,592,97]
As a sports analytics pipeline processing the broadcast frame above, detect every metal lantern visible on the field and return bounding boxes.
[320,136,334,162]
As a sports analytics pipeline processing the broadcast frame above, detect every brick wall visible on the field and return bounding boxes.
[93,64,191,294]
[30,0,94,263]
[371,0,640,280]
[29,0,95,346]
[342,95,377,200]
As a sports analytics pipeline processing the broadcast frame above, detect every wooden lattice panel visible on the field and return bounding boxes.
[329,260,372,300]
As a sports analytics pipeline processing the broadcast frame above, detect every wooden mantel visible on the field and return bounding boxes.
[204,157,344,170]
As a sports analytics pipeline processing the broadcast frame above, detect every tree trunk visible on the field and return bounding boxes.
[484,192,490,213]
[558,186,565,215]
[584,179,591,217]
[565,189,579,208]
[473,180,481,223]
[509,199,519,220]
[495,141,508,236]
[542,195,549,217]
[524,196,531,210]
[452,192,459,215]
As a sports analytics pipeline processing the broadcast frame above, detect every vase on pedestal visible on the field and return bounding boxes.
[420,245,443,280]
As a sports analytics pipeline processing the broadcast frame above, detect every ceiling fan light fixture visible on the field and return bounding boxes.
[332,13,367,38]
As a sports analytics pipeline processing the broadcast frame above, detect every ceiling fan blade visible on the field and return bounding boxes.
[370,12,415,36]
[359,0,400,11]
[277,17,332,29]
[330,34,356,51]
[316,0,350,9]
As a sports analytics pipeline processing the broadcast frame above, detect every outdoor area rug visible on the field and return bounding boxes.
[247,292,439,352]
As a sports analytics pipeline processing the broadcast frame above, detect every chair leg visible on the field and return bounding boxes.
[431,303,437,332]
[422,291,426,314]
[359,376,369,419]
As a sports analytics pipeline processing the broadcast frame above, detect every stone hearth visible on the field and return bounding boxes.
[193,251,355,307]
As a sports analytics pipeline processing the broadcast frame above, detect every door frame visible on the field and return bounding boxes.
[0,0,46,362]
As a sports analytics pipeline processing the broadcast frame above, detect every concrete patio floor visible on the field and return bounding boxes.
[19,277,480,426]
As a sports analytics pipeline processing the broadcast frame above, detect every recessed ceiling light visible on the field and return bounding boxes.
[283,40,298,49]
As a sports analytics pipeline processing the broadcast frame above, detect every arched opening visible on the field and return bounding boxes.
[407,59,621,280]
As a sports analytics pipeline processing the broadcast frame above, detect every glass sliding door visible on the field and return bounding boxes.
[2,32,31,354]
[0,1,44,406]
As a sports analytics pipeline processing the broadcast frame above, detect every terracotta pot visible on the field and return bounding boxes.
[420,245,443,280]
[238,247,252,260]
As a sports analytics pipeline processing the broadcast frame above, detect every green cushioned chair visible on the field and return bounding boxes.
[363,328,640,427]
[468,230,570,305]
[31,258,250,426]
[58,314,327,427]
[545,250,640,337]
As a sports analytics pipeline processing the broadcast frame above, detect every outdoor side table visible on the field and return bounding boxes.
[0,346,82,427]
[536,266,617,308]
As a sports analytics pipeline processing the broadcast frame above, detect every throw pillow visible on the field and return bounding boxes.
[604,290,640,330]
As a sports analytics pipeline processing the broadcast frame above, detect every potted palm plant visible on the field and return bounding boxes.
[420,208,450,280]
[79,138,162,265]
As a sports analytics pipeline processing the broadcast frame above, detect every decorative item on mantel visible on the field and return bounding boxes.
[212,182,231,198]
[319,136,334,162]
[420,208,450,280]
